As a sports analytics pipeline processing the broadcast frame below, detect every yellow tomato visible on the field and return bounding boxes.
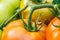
[20,0,55,25]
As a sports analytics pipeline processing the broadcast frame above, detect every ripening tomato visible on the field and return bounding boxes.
[46,17,60,40]
[1,19,47,40]
[20,0,55,25]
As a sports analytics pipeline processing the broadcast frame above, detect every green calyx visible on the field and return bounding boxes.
[49,4,60,19]
[32,4,60,19]
[22,4,60,32]
[22,9,42,32]
[1,0,60,31]
[31,0,47,4]
[2,3,59,32]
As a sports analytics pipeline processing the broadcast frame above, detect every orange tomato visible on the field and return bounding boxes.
[46,17,60,40]
[1,19,47,40]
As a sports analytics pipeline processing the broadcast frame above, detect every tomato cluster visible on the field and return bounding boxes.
[0,0,60,40]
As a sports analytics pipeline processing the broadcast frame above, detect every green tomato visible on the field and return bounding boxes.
[0,30,2,40]
[0,0,20,26]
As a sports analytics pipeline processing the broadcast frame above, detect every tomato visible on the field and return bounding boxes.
[0,0,20,27]
[48,29,60,40]
[1,19,47,40]
[0,30,2,40]
[46,17,60,40]
[20,0,55,25]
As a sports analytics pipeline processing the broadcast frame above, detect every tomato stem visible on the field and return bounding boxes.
[22,13,28,29]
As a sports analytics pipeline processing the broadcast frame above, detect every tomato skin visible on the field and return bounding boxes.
[2,27,45,40]
[3,19,28,30]
[1,19,47,40]
[46,17,60,40]
[48,29,60,40]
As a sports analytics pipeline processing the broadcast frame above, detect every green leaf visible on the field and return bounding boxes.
[53,0,60,4]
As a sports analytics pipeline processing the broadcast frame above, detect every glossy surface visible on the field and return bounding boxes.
[46,17,60,40]
[1,19,47,40]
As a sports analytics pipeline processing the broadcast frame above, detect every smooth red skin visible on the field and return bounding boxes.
[1,19,47,40]
[46,17,60,40]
